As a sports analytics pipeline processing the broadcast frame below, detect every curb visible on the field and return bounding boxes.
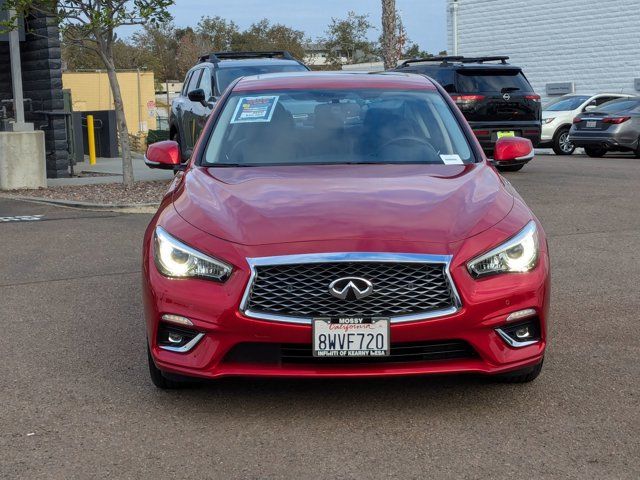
[0,194,159,212]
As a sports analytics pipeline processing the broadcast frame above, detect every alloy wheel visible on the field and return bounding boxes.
[558,132,576,154]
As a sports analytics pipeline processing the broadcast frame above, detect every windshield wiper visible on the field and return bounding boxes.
[501,87,520,93]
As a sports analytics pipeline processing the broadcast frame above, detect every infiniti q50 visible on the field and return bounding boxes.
[143,72,549,388]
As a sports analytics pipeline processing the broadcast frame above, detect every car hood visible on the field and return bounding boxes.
[173,164,514,246]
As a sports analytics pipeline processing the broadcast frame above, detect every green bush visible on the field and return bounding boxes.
[146,129,170,146]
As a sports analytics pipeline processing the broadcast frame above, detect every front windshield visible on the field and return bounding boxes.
[544,95,590,111]
[203,89,474,166]
[215,65,308,94]
[595,99,640,113]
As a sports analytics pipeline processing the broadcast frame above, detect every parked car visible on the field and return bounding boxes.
[143,72,550,388]
[569,97,640,157]
[392,55,541,170]
[540,93,635,155]
[170,51,309,161]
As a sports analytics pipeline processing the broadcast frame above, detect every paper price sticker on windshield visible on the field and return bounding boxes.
[231,95,280,123]
[440,154,464,165]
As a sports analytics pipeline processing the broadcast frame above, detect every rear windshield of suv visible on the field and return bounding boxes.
[456,69,532,93]
[203,89,475,167]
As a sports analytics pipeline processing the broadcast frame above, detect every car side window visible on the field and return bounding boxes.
[595,96,615,106]
[181,72,192,96]
[187,69,202,94]
[198,69,213,99]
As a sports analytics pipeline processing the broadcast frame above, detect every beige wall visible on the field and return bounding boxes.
[62,71,157,133]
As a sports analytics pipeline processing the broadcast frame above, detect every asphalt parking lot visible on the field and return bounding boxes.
[1,153,639,479]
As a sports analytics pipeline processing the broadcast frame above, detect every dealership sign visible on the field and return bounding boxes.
[546,82,575,96]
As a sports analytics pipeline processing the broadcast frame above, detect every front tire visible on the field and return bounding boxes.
[496,164,525,172]
[494,358,544,383]
[584,146,607,157]
[552,128,575,155]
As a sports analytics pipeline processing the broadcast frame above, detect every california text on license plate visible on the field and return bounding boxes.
[313,317,390,357]
[497,131,515,138]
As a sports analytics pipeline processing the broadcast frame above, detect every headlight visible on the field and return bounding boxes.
[154,226,232,281]
[542,117,555,124]
[467,221,539,278]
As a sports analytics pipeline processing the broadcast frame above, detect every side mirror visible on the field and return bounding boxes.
[187,88,207,105]
[493,137,534,165]
[145,140,181,170]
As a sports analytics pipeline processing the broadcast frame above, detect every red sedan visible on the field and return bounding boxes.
[143,72,549,388]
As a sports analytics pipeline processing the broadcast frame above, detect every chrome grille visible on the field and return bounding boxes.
[243,256,458,322]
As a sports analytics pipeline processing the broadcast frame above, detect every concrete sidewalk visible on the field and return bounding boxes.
[48,154,174,186]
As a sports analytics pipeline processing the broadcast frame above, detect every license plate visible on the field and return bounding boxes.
[313,317,390,357]
[586,120,597,128]
[497,131,515,138]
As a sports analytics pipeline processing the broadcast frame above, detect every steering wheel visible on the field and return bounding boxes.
[225,138,249,162]
[375,136,438,157]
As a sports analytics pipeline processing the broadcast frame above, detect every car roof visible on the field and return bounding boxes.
[215,58,305,69]
[563,93,634,97]
[398,63,521,71]
[233,72,437,92]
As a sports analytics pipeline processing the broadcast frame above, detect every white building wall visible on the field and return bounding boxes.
[446,0,640,101]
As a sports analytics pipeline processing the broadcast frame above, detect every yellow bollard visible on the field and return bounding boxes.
[87,114,96,165]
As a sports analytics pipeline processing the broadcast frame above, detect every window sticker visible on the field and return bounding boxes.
[440,154,463,165]
[231,95,280,123]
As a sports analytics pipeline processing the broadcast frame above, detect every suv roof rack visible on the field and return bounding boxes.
[400,55,510,67]
[198,50,298,64]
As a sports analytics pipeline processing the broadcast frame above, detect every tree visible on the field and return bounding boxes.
[323,11,376,67]
[132,22,179,83]
[232,19,307,60]
[5,0,173,186]
[381,0,399,69]
[197,16,238,52]
[175,27,211,78]
[403,43,431,59]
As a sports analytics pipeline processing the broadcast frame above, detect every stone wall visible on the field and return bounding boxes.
[22,13,68,177]
[0,12,68,178]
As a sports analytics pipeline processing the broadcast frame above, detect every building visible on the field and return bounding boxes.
[446,0,640,101]
[304,43,348,68]
[63,70,157,133]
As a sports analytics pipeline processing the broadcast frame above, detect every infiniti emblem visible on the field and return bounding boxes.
[328,277,374,300]
[502,92,511,101]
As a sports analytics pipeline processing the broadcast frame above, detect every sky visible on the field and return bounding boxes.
[127,0,448,54]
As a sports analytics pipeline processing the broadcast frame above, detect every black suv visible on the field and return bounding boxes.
[393,56,541,170]
[170,51,309,161]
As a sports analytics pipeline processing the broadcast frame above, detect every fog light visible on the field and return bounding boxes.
[496,318,541,348]
[167,332,184,344]
[157,324,204,353]
[514,326,531,340]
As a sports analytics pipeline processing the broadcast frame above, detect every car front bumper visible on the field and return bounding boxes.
[540,122,556,143]
[143,213,550,380]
